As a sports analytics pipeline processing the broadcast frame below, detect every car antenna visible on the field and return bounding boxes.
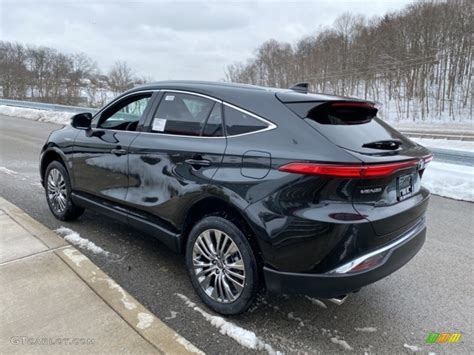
[289,82,309,93]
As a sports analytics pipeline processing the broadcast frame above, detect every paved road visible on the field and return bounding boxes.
[1,114,472,354]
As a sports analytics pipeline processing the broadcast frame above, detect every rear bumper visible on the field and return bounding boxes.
[263,217,426,298]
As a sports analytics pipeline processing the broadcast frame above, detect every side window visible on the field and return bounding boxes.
[202,103,223,137]
[223,105,269,136]
[151,93,216,136]
[99,94,152,131]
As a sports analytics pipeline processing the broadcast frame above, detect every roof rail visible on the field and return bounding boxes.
[289,82,309,93]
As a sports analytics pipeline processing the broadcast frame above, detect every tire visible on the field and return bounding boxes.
[185,216,259,315]
[44,161,84,221]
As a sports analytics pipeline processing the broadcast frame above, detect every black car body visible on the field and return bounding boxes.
[40,81,431,314]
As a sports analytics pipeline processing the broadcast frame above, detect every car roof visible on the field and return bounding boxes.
[125,81,369,123]
[128,80,355,102]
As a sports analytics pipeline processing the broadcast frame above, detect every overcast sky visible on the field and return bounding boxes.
[1,0,414,81]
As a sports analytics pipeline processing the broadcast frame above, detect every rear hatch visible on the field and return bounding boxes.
[279,94,432,236]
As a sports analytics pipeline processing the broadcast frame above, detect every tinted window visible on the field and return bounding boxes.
[99,95,151,131]
[224,105,268,136]
[152,93,215,136]
[202,103,223,137]
[286,102,377,125]
[287,101,414,153]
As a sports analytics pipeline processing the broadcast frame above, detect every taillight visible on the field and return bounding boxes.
[423,154,433,164]
[278,160,424,178]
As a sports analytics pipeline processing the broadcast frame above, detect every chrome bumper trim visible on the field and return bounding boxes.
[327,217,426,275]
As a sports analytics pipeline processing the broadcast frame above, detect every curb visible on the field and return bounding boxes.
[0,197,203,355]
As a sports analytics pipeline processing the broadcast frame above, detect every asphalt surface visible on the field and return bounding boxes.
[0,114,472,354]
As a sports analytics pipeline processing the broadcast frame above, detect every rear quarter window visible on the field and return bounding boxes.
[223,105,269,136]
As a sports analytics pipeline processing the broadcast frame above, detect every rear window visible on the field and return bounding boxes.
[286,102,377,125]
[286,101,414,153]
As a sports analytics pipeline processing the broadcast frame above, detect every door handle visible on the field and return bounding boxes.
[111,148,127,156]
[185,158,211,168]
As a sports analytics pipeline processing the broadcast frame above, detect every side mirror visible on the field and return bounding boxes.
[71,112,92,130]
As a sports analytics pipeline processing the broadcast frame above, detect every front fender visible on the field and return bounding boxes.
[39,145,74,187]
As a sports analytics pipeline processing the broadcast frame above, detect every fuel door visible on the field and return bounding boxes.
[241,150,271,179]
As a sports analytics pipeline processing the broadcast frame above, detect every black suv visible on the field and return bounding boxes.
[40,81,431,314]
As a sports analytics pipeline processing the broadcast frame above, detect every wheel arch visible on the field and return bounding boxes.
[181,197,263,262]
[40,147,70,186]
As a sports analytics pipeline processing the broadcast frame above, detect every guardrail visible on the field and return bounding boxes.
[0,98,98,114]
[396,129,474,141]
[430,148,474,166]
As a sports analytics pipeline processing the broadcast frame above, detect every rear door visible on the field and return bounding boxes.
[125,91,226,230]
[283,99,432,236]
[72,92,156,204]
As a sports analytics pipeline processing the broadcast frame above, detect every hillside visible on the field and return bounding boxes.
[225,0,472,124]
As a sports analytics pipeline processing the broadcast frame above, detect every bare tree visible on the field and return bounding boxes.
[107,61,134,95]
[0,42,143,107]
[225,0,473,122]
[66,53,97,105]
[0,41,29,99]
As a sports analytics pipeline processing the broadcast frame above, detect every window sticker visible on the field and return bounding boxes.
[165,95,175,101]
[152,118,167,132]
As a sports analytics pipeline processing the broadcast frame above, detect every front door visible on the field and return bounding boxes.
[72,92,156,205]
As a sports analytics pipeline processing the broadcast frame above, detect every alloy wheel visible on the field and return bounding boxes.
[47,168,67,214]
[192,229,246,303]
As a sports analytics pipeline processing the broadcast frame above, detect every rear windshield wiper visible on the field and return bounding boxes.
[362,139,402,150]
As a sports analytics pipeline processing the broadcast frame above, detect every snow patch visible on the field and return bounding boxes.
[55,226,110,256]
[165,311,178,320]
[136,312,154,329]
[422,162,473,202]
[104,278,137,310]
[355,327,377,332]
[287,312,304,327]
[174,334,204,354]
[0,105,72,125]
[62,248,88,267]
[305,296,328,309]
[0,167,18,176]
[330,337,353,351]
[176,293,280,355]
[403,343,421,352]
